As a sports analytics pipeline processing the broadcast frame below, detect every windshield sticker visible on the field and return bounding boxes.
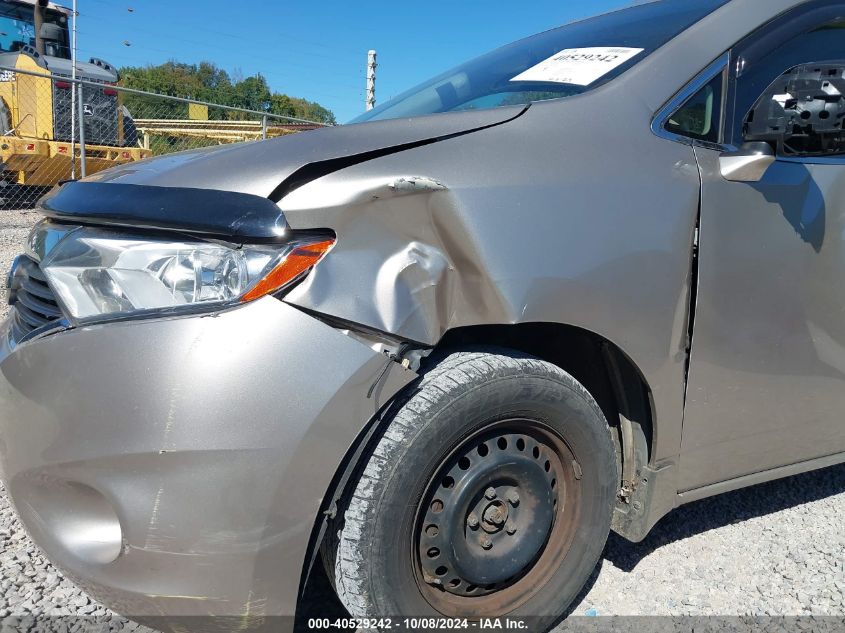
[510,47,644,86]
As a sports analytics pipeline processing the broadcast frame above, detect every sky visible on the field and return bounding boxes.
[73,0,634,123]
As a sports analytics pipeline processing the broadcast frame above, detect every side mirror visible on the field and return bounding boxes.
[719,142,775,182]
[39,23,63,42]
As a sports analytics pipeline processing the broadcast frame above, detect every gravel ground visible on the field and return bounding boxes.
[0,208,38,308]
[1,209,844,631]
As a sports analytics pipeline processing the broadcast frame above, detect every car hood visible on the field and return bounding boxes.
[85,106,527,201]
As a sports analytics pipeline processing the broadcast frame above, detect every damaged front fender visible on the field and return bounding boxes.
[282,173,513,344]
[279,99,701,470]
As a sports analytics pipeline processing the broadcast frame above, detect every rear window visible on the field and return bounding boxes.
[353,0,729,123]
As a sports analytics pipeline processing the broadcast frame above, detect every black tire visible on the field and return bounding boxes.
[121,106,139,147]
[325,348,618,631]
[0,98,11,135]
[0,183,51,210]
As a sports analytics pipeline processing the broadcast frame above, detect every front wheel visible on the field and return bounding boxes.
[325,348,618,630]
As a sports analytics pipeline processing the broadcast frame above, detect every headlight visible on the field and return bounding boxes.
[40,227,334,322]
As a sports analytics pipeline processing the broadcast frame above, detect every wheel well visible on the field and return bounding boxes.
[431,323,654,466]
[298,322,657,605]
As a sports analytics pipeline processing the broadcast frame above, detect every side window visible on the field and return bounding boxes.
[731,15,845,155]
[745,63,845,156]
[664,73,723,143]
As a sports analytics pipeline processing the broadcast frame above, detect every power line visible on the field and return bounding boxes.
[76,14,359,64]
[70,2,368,111]
[72,23,365,85]
[73,30,363,87]
[76,2,364,57]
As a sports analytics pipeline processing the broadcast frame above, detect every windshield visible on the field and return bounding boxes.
[0,2,70,58]
[352,0,728,123]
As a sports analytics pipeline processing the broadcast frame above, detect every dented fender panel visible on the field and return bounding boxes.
[0,297,415,620]
[282,98,702,464]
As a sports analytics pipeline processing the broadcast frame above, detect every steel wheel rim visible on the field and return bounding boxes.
[413,418,583,616]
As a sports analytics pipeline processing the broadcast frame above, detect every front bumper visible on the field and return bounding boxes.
[0,298,414,626]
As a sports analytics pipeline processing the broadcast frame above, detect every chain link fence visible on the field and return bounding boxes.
[0,66,326,210]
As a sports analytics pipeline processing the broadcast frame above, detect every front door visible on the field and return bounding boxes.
[680,5,845,491]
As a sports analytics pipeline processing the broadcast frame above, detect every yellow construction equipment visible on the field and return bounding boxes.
[0,0,150,205]
[133,119,315,146]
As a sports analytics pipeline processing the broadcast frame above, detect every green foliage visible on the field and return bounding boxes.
[118,61,336,125]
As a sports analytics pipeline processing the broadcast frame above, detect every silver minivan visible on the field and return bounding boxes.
[1,0,844,630]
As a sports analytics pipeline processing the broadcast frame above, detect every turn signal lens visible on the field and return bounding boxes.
[241,238,335,302]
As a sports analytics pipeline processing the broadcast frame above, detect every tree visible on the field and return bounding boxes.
[119,61,336,124]
[230,74,272,115]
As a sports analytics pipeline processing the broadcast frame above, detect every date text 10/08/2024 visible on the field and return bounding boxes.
[307,618,530,630]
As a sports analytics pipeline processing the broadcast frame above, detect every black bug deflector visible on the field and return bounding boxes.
[39,181,288,242]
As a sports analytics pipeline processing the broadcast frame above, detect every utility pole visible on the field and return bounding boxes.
[366,50,377,111]
[70,0,78,179]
